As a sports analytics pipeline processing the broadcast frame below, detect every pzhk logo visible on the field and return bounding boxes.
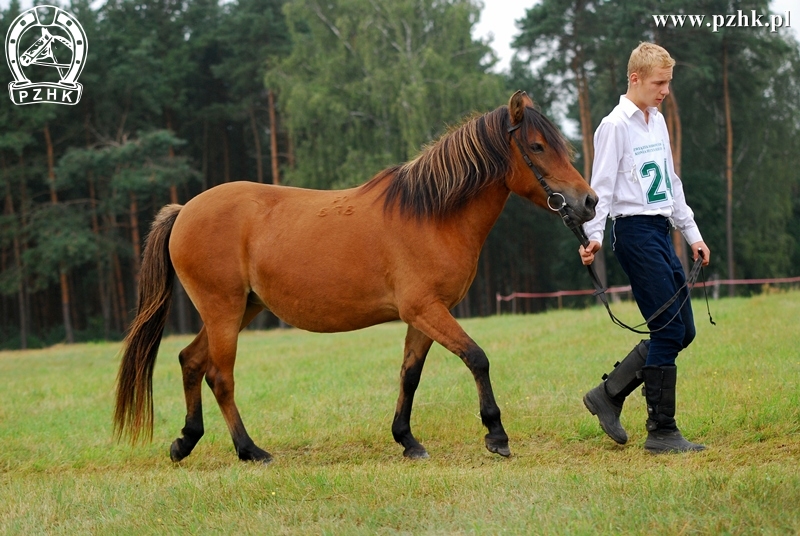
[5,5,87,105]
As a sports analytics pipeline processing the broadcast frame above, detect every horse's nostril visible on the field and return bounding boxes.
[585,193,598,210]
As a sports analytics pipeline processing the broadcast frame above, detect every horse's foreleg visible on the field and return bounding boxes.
[170,327,210,462]
[408,303,510,457]
[392,325,434,459]
[204,302,271,463]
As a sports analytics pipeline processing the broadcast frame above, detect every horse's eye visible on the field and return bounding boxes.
[530,143,544,153]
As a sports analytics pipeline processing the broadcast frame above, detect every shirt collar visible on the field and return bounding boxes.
[619,95,658,120]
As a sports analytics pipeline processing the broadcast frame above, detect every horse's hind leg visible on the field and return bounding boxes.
[392,325,434,459]
[170,327,210,462]
[406,303,510,457]
[170,302,267,463]
[204,302,271,463]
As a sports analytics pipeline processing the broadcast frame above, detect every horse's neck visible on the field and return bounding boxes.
[450,181,511,249]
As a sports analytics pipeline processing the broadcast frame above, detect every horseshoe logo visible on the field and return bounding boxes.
[5,5,87,105]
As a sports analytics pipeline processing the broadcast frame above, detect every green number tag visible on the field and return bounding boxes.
[641,159,673,204]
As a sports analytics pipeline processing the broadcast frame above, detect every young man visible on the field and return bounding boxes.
[579,42,710,454]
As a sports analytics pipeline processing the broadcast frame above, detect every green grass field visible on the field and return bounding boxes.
[1,292,799,534]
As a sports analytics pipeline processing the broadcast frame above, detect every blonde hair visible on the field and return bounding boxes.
[627,42,675,82]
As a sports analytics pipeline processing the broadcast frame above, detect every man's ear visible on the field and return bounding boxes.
[509,90,535,127]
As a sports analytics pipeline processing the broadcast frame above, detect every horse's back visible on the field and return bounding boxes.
[172,180,388,258]
[169,181,401,331]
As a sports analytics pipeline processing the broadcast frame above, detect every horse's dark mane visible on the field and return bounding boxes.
[365,104,571,219]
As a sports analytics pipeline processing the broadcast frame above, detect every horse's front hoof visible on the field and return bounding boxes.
[237,446,273,464]
[403,446,430,460]
[485,437,511,457]
[250,454,274,465]
[170,439,190,462]
[240,453,273,465]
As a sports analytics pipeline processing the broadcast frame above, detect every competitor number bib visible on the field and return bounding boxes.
[631,138,673,209]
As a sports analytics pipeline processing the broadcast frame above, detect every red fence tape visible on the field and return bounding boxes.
[496,276,800,303]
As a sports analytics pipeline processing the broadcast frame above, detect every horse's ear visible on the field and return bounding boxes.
[509,90,535,126]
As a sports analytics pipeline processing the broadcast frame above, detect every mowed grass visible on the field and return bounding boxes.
[1,292,799,535]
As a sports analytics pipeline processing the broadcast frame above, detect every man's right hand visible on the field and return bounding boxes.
[579,240,602,266]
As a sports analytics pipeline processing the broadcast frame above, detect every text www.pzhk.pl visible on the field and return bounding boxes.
[652,10,791,33]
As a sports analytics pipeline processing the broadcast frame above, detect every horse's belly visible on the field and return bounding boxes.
[247,243,399,332]
[260,286,400,333]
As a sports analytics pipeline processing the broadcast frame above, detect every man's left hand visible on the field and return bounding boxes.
[691,241,710,267]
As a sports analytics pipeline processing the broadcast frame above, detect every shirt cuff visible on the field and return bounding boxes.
[587,231,604,244]
[681,226,703,246]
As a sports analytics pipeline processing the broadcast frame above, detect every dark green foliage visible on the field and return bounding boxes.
[272,0,506,189]
[0,0,290,347]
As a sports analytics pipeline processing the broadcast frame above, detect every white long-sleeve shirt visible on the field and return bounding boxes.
[582,96,702,246]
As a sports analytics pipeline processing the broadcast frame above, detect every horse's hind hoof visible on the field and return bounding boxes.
[485,437,511,457]
[403,446,429,460]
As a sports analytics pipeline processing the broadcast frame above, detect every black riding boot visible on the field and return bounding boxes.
[641,365,705,454]
[583,340,648,444]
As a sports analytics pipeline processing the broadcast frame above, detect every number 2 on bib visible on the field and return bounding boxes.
[641,159,673,204]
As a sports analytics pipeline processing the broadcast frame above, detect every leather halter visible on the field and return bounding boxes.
[508,121,588,244]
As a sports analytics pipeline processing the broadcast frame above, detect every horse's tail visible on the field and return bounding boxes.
[114,204,182,444]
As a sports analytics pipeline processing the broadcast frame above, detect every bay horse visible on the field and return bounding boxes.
[114,91,597,463]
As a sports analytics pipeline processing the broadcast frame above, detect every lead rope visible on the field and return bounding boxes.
[509,124,715,334]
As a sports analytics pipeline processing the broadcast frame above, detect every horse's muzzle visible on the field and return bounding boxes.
[567,191,598,224]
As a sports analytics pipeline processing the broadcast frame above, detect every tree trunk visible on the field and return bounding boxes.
[287,129,295,170]
[88,174,111,339]
[166,112,180,205]
[44,124,58,208]
[222,123,231,183]
[129,191,142,279]
[85,113,111,340]
[249,105,264,183]
[0,252,7,337]
[164,113,191,334]
[44,123,74,343]
[574,56,607,289]
[18,153,31,340]
[202,119,209,189]
[664,91,690,273]
[112,247,128,330]
[4,166,27,349]
[723,42,735,296]
[59,271,73,340]
[268,89,281,185]
[575,63,594,179]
